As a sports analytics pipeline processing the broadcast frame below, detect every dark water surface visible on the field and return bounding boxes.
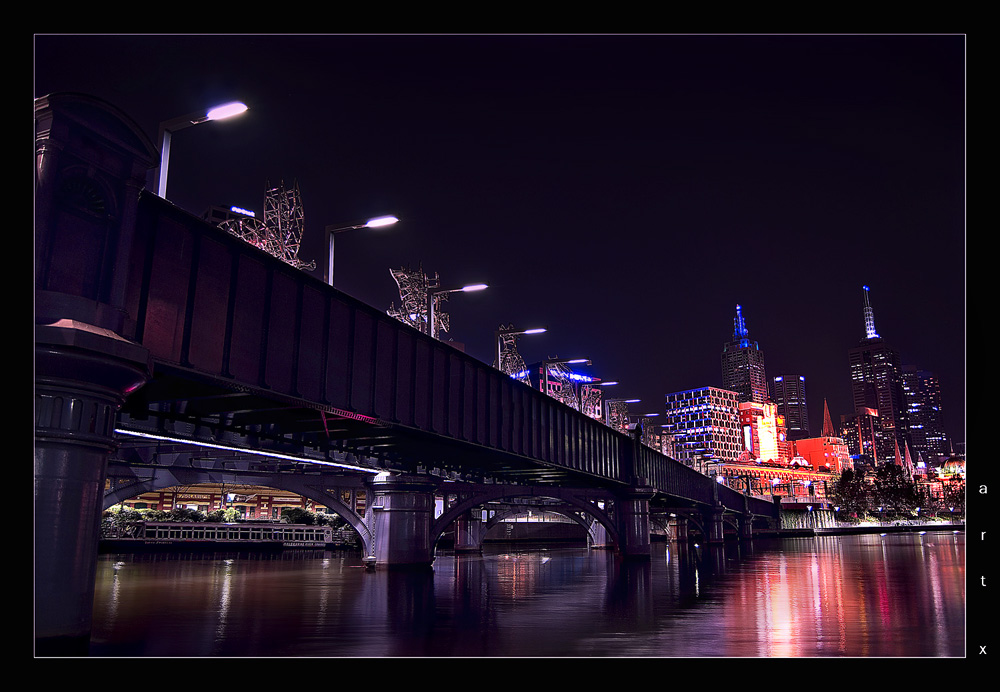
[89,531,965,657]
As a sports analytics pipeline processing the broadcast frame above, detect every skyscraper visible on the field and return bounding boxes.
[902,368,950,462]
[721,304,768,404]
[847,286,908,461]
[840,407,884,471]
[663,386,742,475]
[770,374,811,440]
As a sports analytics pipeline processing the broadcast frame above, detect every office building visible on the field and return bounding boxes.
[663,386,742,475]
[847,286,908,460]
[840,407,884,472]
[902,368,951,462]
[721,304,768,404]
[770,374,811,440]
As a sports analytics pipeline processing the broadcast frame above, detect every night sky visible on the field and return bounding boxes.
[34,34,966,445]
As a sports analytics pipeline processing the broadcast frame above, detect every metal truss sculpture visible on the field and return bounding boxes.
[387,263,450,337]
[495,324,531,385]
[219,180,316,271]
[605,399,631,433]
[544,361,581,411]
[579,384,604,420]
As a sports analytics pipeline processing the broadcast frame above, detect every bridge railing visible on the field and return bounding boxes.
[635,444,716,505]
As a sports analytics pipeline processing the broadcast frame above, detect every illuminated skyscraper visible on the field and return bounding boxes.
[663,386,742,475]
[847,286,908,461]
[770,374,810,440]
[721,304,768,404]
[901,368,950,462]
[840,407,884,471]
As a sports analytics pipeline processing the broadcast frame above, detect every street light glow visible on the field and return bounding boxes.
[522,328,547,335]
[365,215,399,228]
[206,101,249,121]
[461,283,488,292]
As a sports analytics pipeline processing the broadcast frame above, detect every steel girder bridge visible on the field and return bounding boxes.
[34,92,776,652]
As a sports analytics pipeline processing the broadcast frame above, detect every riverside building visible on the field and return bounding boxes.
[663,386,742,475]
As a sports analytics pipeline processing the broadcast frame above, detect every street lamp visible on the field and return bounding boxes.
[495,325,547,372]
[325,215,399,286]
[154,101,248,199]
[427,283,488,339]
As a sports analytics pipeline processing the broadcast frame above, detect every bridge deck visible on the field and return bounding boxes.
[117,193,774,518]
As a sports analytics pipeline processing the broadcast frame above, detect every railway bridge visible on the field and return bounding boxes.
[34,93,778,653]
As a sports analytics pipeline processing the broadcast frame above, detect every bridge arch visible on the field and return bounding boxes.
[431,484,622,552]
[102,470,375,555]
[473,505,599,546]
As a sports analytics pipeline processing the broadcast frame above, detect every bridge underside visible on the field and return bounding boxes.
[119,362,622,488]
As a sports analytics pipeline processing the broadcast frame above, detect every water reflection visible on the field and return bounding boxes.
[89,533,964,657]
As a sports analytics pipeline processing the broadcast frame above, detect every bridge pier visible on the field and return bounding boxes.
[671,515,689,542]
[616,485,656,559]
[367,473,440,569]
[454,509,484,553]
[34,93,157,654]
[35,319,152,654]
[705,507,727,544]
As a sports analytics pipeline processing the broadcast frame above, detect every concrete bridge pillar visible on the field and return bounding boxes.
[35,93,157,655]
[616,485,656,559]
[705,507,727,544]
[35,327,151,654]
[671,515,689,542]
[739,516,754,540]
[367,473,439,569]
[454,509,484,553]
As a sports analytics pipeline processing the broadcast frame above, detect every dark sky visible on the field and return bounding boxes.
[34,34,966,444]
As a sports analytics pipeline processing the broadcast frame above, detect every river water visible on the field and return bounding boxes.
[88,531,965,657]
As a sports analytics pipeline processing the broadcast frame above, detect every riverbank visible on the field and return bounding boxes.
[772,521,965,538]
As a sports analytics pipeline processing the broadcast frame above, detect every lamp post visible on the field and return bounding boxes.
[427,283,488,339]
[154,101,248,199]
[495,325,546,373]
[325,215,398,286]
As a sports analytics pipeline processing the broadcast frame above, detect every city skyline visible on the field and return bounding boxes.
[33,34,966,447]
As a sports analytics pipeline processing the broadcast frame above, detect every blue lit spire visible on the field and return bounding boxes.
[734,304,751,347]
[862,285,880,339]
